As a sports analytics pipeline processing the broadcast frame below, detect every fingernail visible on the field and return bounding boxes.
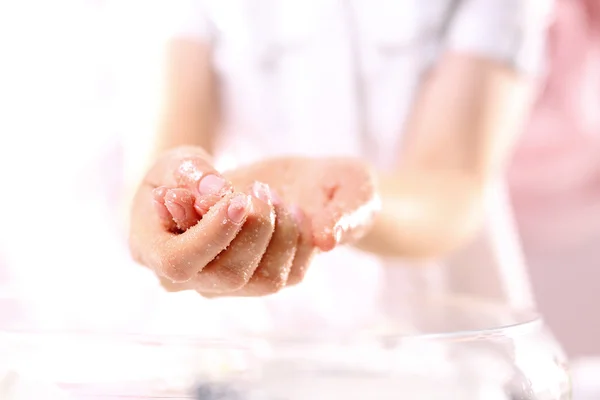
[252,181,272,204]
[165,199,186,221]
[228,194,250,223]
[199,174,228,196]
[152,186,169,201]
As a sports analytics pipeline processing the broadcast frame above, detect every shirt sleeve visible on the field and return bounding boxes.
[445,0,555,76]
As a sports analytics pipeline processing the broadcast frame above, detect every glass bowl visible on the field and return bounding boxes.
[250,295,570,400]
[0,331,257,399]
[0,295,570,399]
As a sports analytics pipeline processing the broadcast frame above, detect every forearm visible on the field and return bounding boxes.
[355,54,537,259]
[126,39,217,180]
[123,38,217,206]
[124,116,215,199]
[356,170,485,259]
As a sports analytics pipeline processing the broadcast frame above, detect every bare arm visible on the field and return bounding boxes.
[354,0,554,259]
[154,39,218,155]
[122,38,217,211]
[356,53,537,259]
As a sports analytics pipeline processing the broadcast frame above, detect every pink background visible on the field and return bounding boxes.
[509,0,600,357]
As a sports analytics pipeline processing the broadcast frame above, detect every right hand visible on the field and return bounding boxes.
[128,147,314,297]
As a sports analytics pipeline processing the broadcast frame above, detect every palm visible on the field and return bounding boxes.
[224,156,379,249]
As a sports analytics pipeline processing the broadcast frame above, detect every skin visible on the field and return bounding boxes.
[128,33,538,297]
[131,148,379,297]
[358,54,536,258]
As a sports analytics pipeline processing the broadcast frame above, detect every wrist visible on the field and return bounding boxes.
[355,170,485,259]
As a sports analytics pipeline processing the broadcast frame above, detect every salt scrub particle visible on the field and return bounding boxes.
[179,160,204,182]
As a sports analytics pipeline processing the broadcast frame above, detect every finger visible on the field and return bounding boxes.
[157,173,234,227]
[158,276,193,292]
[145,147,233,197]
[194,174,234,215]
[310,206,342,252]
[232,198,300,296]
[193,182,276,293]
[286,206,317,286]
[164,188,200,231]
[152,186,176,231]
[145,147,214,186]
[145,147,233,232]
[149,192,252,283]
[311,198,379,252]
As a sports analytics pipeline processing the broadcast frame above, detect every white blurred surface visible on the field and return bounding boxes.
[570,358,600,400]
[0,370,70,400]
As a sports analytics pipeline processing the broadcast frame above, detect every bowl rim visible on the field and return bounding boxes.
[0,295,544,347]
[243,295,545,346]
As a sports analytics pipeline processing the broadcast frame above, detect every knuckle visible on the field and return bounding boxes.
[238,273,287,297]
[249,199,276,228]
[258,276,287,295]
[154,246,194,283]
[198,291,221,299]
[286,269,306,286]
[287,251,315,286]
[198,262,250,293]
[250,264,290,295]
[221,272,248,292]
[159,277,187,292]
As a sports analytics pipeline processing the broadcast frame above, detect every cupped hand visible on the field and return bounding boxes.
[223,156,380,251]
[129,148,379,298]
[129,147,313,297]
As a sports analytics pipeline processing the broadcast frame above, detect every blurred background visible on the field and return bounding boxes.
[0,0,599,370]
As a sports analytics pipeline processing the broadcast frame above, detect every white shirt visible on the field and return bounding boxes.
[157,0,551,168]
